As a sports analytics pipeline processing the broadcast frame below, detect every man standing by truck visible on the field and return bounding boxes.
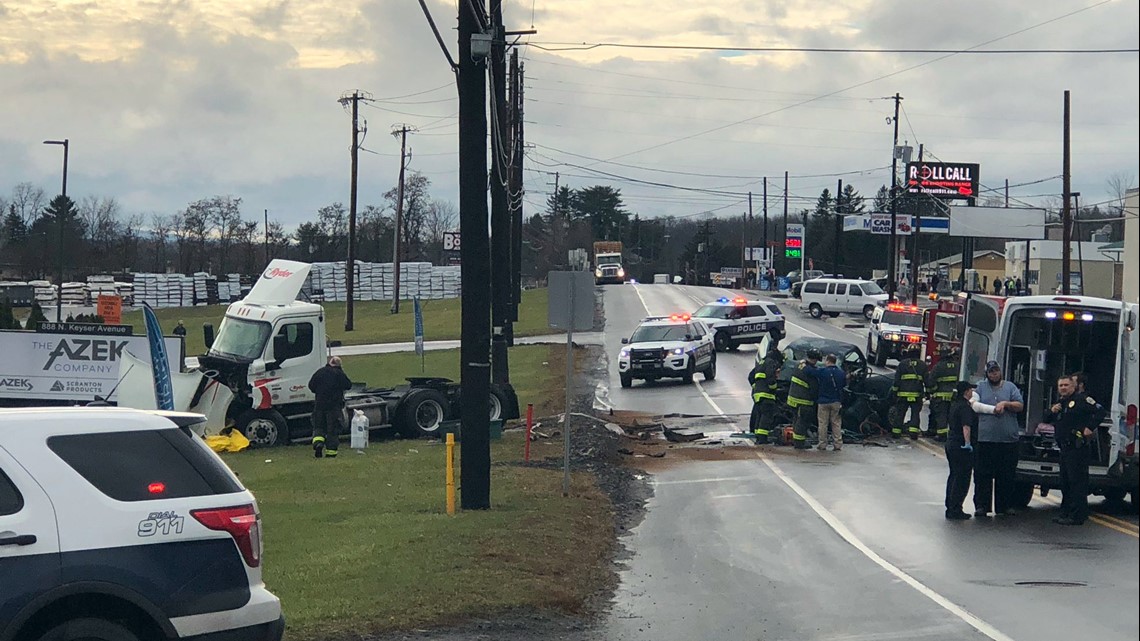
[308,356,353,458]
[1046,375,1107,525]
[973,361,1024,517]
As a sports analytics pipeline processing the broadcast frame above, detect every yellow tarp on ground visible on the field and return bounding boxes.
[205,430,251,453]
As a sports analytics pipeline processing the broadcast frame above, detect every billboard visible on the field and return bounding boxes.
[947,206,1046,240]
[0,330,184,402]
[906,162,979,200]
[869,214,913,235]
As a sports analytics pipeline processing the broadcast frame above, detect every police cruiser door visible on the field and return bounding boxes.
[0,447,61,616]
[688,321,714,368]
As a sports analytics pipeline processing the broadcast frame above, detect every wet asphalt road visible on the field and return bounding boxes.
[591,283,1139,641]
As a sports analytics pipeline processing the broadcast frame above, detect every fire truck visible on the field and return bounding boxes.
[920,294,1007,367]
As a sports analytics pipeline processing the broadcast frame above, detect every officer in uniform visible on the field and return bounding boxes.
[927,346,960,442]
[786,348,821,450]
[890,346,928,440]
[1046,374,1107,525]
[748,345,784,444]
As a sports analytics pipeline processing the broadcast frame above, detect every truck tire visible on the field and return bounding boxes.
[866,335,875,362]
[874,342,888,367]
[681,361,695,384]
[1012,481,1035,509]
[620,373,633,388]
[863,305,875,320]
[809,303,823,319]
[237,409,288,448]
[489,387,511,421]
[1102,488,1127,505]
[37,617,140,641]
[397,388,449,438]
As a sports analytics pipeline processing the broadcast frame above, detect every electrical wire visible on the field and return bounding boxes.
[525,42,1137,55]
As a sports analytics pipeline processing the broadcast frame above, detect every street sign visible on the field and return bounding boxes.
[746,247,769,261]
[869,214,913,235]
[721,267,743,277]
[443,231,461,251]
[548,271,594,331]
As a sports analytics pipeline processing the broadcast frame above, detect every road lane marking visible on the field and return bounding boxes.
[711,492,763,499]
[694,380,727,416]
[757,453,1016,641]
[632,284,653,316]
[914,441,1138,537]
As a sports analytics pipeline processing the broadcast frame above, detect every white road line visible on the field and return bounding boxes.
[632,284,653,316]
[711,492,764,499]
[757,453,1016,641]
[694,380,727,416]
[652,475,764,486]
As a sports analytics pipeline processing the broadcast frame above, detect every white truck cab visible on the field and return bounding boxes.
[959,294,1139,507]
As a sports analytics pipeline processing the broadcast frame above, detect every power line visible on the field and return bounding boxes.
[526,42,1137,55]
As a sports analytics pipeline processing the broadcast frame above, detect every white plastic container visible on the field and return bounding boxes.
[350,409,369,450]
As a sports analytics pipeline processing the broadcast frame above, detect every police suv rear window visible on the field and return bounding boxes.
[48,428,242,502]
[0,468,23,515]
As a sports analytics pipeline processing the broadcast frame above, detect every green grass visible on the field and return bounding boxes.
[223,342,609,639]
[121,288,552,356]
[340,343,570,417]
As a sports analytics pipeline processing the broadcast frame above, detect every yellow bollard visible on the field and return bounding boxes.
[446,433,456,515]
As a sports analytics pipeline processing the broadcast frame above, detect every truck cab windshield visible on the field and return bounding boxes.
[881,311,923,328]
[209,317,272,361]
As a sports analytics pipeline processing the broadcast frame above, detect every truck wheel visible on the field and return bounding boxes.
[714,331,730,352]
[828,312,840,318]
[866,335,874,361]
[874,343,888,367]
[809,303,823,319]
[37,617,139,641]
[1102,488,1127,505]
[237,409,288,448]
[863,305,875,320]
[681,362,695,384]
[397,388,449,438]
[704,355,717,381]
[1012,482,1035,509]
[620,373,633,388]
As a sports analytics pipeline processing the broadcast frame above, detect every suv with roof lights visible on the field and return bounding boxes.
[617,314,716,388]
[0,407,284,641]
[867,302,926,366]
[692,297,786,352]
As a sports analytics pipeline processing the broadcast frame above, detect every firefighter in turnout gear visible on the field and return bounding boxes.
[749,346,785,444]
[786,348,821,449]
[891,347,928,440]
[927,347,960,442]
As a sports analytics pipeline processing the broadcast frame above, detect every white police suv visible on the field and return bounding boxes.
[692,297,787,352]
[0,408,284,641]
[617,314,716,388]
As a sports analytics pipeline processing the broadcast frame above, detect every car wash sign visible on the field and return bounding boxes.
[906,161,979,200]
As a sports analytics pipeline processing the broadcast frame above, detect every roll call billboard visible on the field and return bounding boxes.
[905,161,980,200]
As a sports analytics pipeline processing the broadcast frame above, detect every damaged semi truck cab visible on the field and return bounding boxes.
[959,294,1139,507]
[118,260,519,447]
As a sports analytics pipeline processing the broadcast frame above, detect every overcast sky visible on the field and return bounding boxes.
[2,0,1137,229]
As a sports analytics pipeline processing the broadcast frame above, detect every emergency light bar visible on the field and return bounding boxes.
[1044,310,1094,322]
[886,303,921,313]
[669,313,691,322]
[733,297,747,304]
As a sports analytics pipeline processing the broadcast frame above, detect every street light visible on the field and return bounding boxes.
[43,139,69,323]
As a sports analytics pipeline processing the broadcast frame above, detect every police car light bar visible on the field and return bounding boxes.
[669,313,691,322]
[887,303,920,313]
[733,297,747,304]
[717,297,730,303]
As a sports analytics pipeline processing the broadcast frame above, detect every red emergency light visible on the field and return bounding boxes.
[669,313,691,322]
[733,297,747,304]
[887,303,920,313]
[905,334,923,343]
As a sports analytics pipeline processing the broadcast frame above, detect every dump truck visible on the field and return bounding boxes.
[593,241,625,285]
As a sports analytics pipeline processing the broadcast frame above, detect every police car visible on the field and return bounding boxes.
[867,302,926,366]
[617,314,716,388]
[0,408,284,641]
[692,297,787,352]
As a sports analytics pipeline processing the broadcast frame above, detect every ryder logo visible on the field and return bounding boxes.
[43,339,129,371]
[264,267,294,279]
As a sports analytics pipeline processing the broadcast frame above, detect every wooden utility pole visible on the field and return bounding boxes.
[887,92,903,301]
[391,125,412,314]
[834,179,843,278]
[1061,90,1072,295]
[338,90,365,331]
[458,0,491,510]
[909,144,924,304]
[509,51,524,333]
[782,171,788,274]
[490,0,511,384]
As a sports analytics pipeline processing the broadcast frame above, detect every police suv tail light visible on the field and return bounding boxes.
[192,504,262,568]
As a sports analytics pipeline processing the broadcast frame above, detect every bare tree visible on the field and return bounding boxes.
[316,203,348,260]
[151,214,173,272]
[266,219,289,262]
[169,212,193,273]
[9,183,47,227]
[1105,171,1136,215]
[78,196,122,272]
[118,213,145,271]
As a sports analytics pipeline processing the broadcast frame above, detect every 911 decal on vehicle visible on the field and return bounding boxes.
[138,510,185,537]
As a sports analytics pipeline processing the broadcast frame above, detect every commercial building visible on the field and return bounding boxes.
[1125,188,1138,303]
[1005,240,1120,298]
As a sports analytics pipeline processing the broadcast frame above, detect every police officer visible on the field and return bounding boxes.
[1046,374,1106,525]
[786,348,821,450]
[927,346,960,441]
[891,346,928,440]
[748,346,784,444]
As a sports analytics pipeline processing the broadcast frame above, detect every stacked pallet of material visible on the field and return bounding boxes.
[356,261,375,301]
[192,272,210,306]
[114,282,135,306]
[436,265,462,299]
[60,282,88,306]
[204,275,219,305]
[30,280,57,307]
[86,275,118,304]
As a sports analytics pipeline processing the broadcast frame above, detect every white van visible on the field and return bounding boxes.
[798,278,889,320]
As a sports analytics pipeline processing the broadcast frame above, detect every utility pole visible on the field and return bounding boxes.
[458,0,491,510]
[782,171,788,275]
[490,0,511,384]
[909,144,924,304]
[509,52,524,335]
[834,178,842,278]
[1061,89,1072,295]
[391,125,412,314]
[338,90,373,330]
[263,209,269,264]
[42,138,68,322]
[887,92,903,301]
[762,178,768,282]
[746,192,753,287]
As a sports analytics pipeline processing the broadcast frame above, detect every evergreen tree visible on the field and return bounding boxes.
[873,185,891,213]
[24,302,49,329]
[813,189,833,218]
[0,300,19,330]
